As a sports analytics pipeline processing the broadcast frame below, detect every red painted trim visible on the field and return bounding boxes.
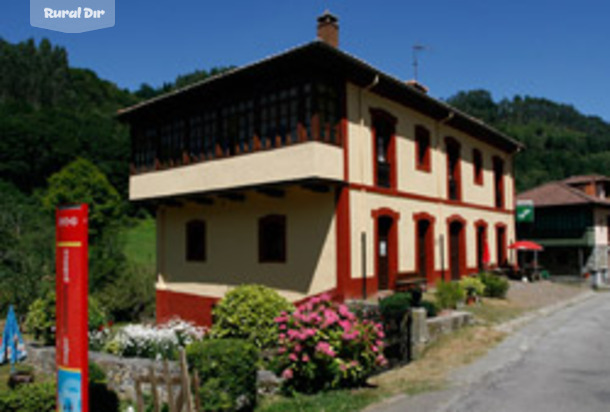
[370,108,397,189]
[495,222,507,265]
[413,212,437,285]
[371,208,400,290]
[473,148,483,186]
[156,289,219,327]
[348,183,514,215]
[493,156,505,209]
[342,117,349,181]
[335,186,351,300]
[474,219,488,271]
[445,137,462,201]
[415,125,432,172]
[446,214,467,280]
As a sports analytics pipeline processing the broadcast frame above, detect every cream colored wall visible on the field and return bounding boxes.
[593,207,610,246]
[130,142,343,201]
[349,190,516,280]
[345,83,516,209]
[156,186,337,302]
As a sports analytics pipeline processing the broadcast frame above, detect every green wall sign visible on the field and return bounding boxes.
[516,200,534,223]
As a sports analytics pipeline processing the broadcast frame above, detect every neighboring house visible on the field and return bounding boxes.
[517,175,610,276]
[118,12,522,326]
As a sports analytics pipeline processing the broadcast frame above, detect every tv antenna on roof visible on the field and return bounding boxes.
[412,44,427,81]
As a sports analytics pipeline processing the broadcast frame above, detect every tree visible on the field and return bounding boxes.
[0,181,53,314]
[41,158,124,238]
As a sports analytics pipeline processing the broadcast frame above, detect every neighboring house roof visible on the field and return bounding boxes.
[518,179,610,208]
[117,41,523,153]
[562,174,610,185]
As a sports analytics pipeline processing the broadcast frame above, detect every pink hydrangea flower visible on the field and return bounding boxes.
[376,354,388,366]
[282,368,294,380]
[302,354,310,362]
[289,353,298,361]
[315,341,336,357]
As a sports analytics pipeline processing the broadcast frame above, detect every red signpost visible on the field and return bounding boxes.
[56,204,89,412]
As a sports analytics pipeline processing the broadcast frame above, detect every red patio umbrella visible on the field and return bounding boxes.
[508,240,544,251]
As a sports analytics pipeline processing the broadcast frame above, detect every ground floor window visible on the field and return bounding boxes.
[186,220,206,262]
[496,224,507,266]
[259,214,286,263]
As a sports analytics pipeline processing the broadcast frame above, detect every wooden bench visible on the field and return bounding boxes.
[394,272,427,292]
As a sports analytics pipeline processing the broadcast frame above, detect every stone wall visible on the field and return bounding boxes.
[26,343,181,402]
[411,309,474,359]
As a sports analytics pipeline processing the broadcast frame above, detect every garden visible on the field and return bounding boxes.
[0,270,519,412]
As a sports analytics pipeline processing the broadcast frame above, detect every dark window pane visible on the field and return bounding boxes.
[186,220,206,262]
[259,215,286,263]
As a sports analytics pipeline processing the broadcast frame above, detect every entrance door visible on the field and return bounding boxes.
[377,216,393,290]
[417,220,431,279]
[449,221,464,280]
[476,226,485,271]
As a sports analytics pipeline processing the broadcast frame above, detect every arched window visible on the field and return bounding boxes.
[186,220,206,262]
[259,215,287,263]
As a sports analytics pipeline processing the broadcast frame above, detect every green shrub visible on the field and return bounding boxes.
[478,272,509,298]
[89,362,107,383]
[274,295,386,394]
[459,276,486,298]
[210,284,293,349]
[187,338,259,411]
[0,382,56,412]
[379,292,411,322]
[420,300,438,318]
[435,280,465,309]
[25,292,107,345]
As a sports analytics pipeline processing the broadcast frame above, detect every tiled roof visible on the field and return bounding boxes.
[562,174,610,185]
[517,179,610,207]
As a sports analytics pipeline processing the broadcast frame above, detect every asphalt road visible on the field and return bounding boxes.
[446,292,610,412]
[368,291,610,412]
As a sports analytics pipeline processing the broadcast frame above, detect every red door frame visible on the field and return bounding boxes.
[446,214,467,280]
[413,212,436,284]
[372,208,400,291]
[474,219,488,271]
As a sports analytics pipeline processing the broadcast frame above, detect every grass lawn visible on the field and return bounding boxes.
[462,298,527,325]
[0,363,36,393]
[121,217,155,267]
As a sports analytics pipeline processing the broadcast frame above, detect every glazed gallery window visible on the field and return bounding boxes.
[259,214,287,263]
[186,220,206,262]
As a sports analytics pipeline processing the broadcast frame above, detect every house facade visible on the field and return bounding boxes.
[517,175,610,277]
[119,13,522,326]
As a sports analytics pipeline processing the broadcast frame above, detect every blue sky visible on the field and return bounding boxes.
[2,0,609,120]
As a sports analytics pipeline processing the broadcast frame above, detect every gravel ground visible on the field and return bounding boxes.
[505,279,587,309]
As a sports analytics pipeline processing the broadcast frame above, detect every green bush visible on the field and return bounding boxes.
[210,284,293,349]
[435,280,465,309]
[187,338,259,411]
[420,300,439,318]
[459,276,486,298]
[0,382,56,412]
[379,292,411,322]
[25,292,107,345]
[478,272,509,298]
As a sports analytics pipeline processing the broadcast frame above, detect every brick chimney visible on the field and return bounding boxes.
[317,11,339,48]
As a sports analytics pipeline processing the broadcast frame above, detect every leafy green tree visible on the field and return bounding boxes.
[0,181,53,314]
[41,158,124,238]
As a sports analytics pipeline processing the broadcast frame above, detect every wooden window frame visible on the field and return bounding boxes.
[415,125,431,172]
[258,214,287,263]
[370,108,398,189]
[473,148,483,186]
[493,156,505,209]
[186,219,207,262]
[445,137,462,201]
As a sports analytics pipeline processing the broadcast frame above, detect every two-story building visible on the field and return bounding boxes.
[517,175,610,277]
[118,12,522,326]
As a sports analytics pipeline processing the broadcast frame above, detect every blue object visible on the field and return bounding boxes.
[58,367,82,412]
[0,305,27,365]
